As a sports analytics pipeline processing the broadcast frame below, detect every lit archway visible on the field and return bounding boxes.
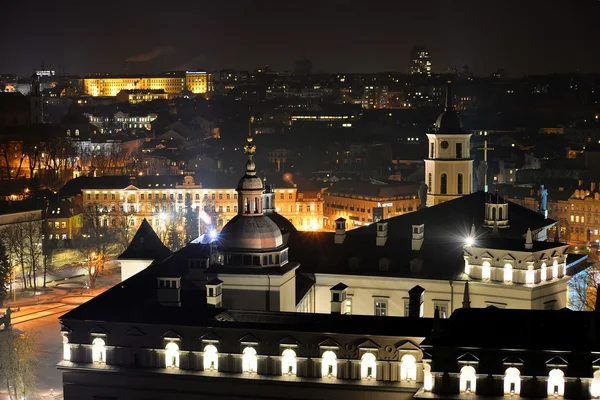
[165,342,179,368]
[400,354,417,381]
[504,264,513,282]
[526,267,535,284]
[242,347,258,373]
[203,344,218,371]
[92,338,106,364]
[504,367,521,395]
[321,350,337,378]
[423,363,433,391]
[62,336,71,361]
[281,348,297,375]
[482,261,491,280]
[541,263,547,281]
[459,365,477,394]
[591,370,600,398]
[547,369,565,397]
[552,260,559,278]
[361,352,377,379]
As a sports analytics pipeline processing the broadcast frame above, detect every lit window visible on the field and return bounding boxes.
[374,300,387,316]
[321,350,337,378]
[203,344,218,371]
[165,342,179,368]
[547,369,565,397]
[504,264,513,283]
[400,354,417,381]
[345,298,352,315]
[482,261,491,280]
[423,363,433,391]
[504,367,521,395]
[361,352,377,379]
[242,347,257,373]
[541,263,547,281]
[434,301,449,318]
[92,338,106,364]
[591,370,600,398]
[465,259,470,275]
[571,215,574,222]
[526,267,535,284]
[552,260,559,278]
[460,365,477,394]
[62,336,70,361]
[281,348,297,375]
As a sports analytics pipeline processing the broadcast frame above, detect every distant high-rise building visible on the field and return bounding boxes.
[294,58,312,75]
[409,46,432,76]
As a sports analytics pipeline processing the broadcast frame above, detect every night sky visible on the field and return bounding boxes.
[2,0,599,76]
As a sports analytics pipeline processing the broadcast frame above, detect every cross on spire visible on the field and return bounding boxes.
[477,139,494,163]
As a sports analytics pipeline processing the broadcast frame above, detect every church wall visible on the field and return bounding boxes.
[279,269,297,312]
[120,259,152,282]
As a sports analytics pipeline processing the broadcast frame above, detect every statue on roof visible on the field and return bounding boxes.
[539,184,548,212]
[418,181,428,209]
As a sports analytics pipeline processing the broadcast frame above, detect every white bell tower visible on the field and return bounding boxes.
[424,81,473,207]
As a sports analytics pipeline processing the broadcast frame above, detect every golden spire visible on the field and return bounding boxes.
[244,116,256,155]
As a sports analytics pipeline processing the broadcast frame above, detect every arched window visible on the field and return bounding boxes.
[457,173,463,195]
[361,353,377,379]
[552,260,559,278]
[591,370,600,398]
[245,198,250,213]
[254,197,259,213]
[492,207,497,221]
[541,263,547,281]
[428,173,432,193]
[400,354,417,381]
[547,369,565,397]
[281,348,297,375]
[92,338,106,364]
[504,367,521,395]
[203,344,218,371]
[482,261,491,280]
[423,363,433,391]
[526,267,535,284]
[498,207,503,220]
[504,264,513,283]
[242,347,257,373]
[165,342,179,368]
[62,336,71,361]
[321,350,337,378]
[440,173,447,194]
[459,365,477,394]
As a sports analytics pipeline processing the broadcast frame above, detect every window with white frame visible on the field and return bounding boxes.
[203,344,218,371]
[374,299,388,316]
[459,365,477,394]
[404,300,410,316]
[281,348,297,375]
[92,337,106,364]
[360,352,377,379]
[242,346,258,373]
[400,354,417,381]
[62,335,70,361]
[433,300,449,318]
[547,369,565,397]
[165,342,180,368]
[504,367,521,395]
[344,297,352,315]
[321,350,337,377]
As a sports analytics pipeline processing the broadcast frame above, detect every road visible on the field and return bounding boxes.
[0,268,120,400]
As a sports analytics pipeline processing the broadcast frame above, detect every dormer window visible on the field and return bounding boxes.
[158,278,179,289]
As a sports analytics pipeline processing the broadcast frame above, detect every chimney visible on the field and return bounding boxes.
[408,285,425,318]
[462,280,471,309]
[334,218,346,244]
[376,221,388,246]
[431,306,441,339]
[330,283,348,314]
[157,276,181,306]
[525,228,533,250]
[206,278,223,308]
[412,224,424,251]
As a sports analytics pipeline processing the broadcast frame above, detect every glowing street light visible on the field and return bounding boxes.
[465,237,475,247]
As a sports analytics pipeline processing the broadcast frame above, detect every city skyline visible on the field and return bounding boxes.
[2,0,599,76]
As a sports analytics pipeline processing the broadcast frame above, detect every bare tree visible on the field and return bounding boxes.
[0,328,38,400]
[2,224,28,290]
[21,216,43,290]
[568,262,599,311]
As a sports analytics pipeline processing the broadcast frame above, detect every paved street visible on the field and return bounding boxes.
[0,267,120,400]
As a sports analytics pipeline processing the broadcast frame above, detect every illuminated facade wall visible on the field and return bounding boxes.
[323,193,419,231]
[84,72,212,97]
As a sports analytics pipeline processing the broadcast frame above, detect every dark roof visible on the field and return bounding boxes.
[423,307,600,352]
[118,219,172,261]
[265,212,297,235]
[330,282,348,291]
[287,191,559,281]
[324,180,419,199]
[295,273,315,304]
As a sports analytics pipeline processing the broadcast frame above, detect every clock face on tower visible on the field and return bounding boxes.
[441,140,449,149]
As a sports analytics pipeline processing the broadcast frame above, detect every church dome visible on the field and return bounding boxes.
[433,80,464,134]
[238,171,263,190]
[220,214,283,250]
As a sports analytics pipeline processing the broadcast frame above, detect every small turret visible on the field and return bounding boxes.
[462,280,471,309]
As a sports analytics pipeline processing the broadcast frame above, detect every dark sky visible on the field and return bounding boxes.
[2,0,599,76]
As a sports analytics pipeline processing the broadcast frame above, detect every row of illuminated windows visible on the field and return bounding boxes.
[458,365,600,398]
[340,297,450,319]
[86,192,239,202]
[76,338,421,382]
[466,260,563,284]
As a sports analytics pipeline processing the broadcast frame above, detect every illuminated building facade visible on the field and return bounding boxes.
[409,46,432,76]
[84,71,212,97]
[323,181,420,231]
[115,89,168,104]
[361,86,389,109]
